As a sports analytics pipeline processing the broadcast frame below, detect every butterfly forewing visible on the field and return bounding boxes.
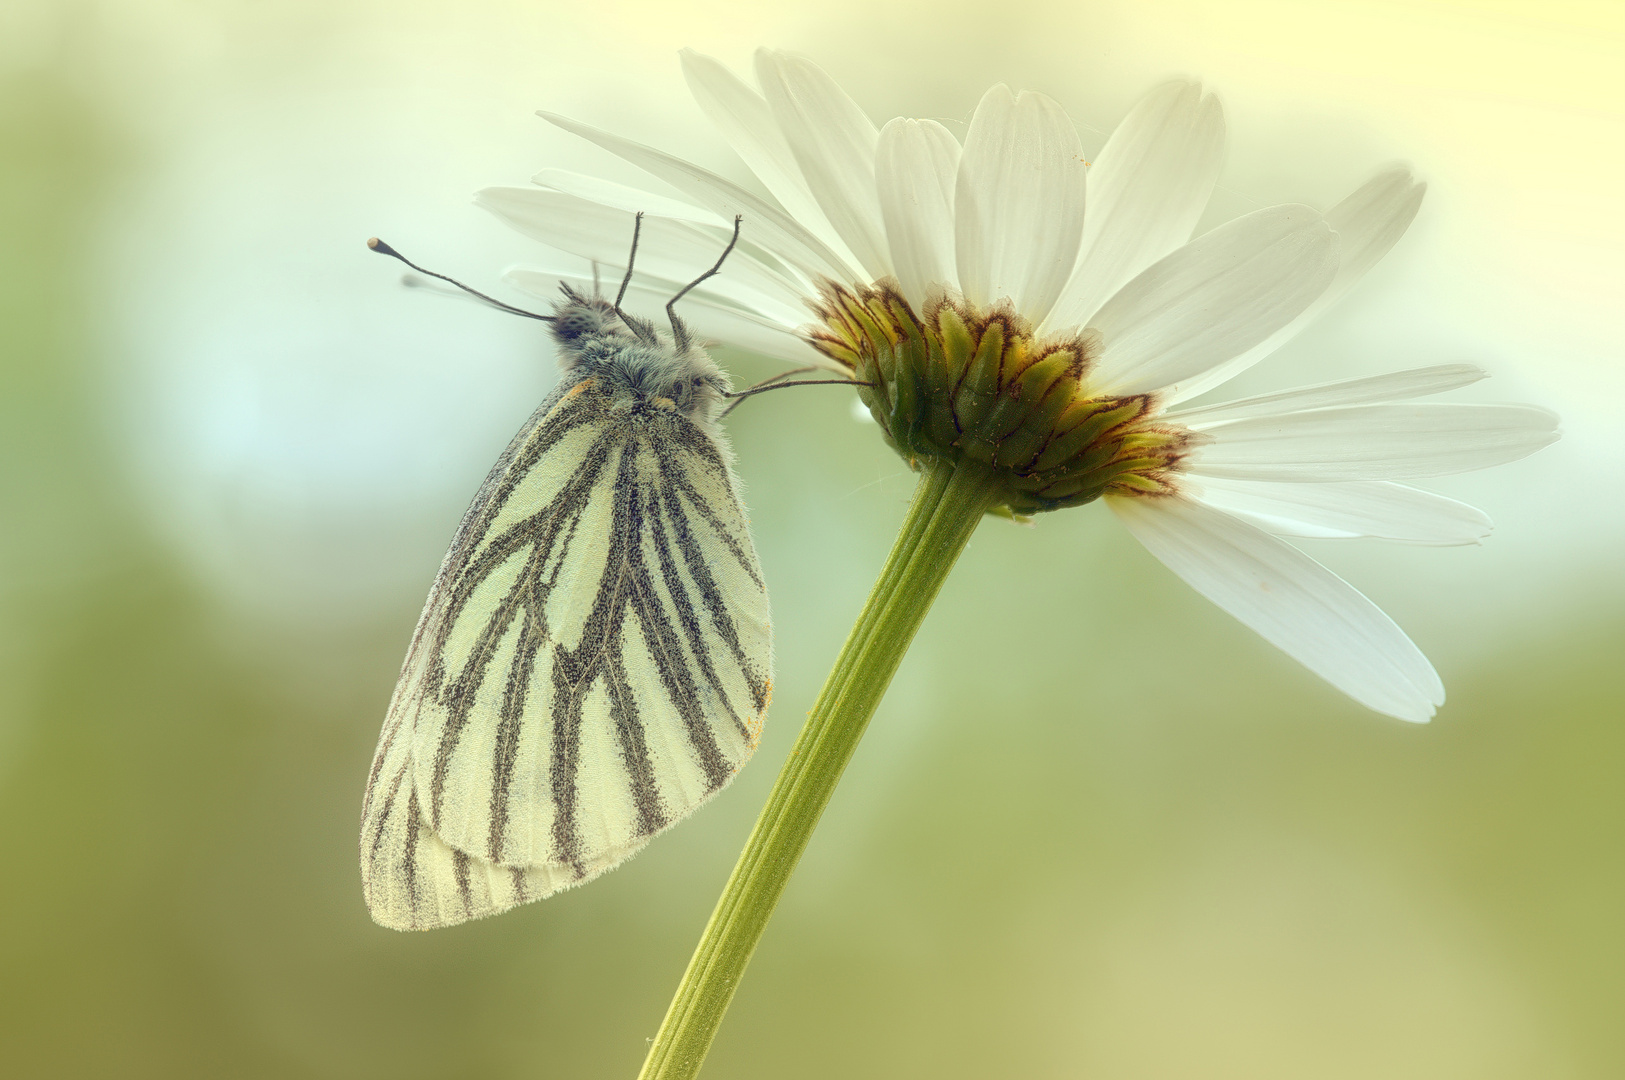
[361,375,771,930]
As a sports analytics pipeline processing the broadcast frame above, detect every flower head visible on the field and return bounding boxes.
[479,49,1558,723]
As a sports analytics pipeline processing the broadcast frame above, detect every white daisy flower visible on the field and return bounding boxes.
[476,48,1558,724]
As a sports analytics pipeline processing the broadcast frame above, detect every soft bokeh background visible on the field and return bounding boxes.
[3,1,1621,1076]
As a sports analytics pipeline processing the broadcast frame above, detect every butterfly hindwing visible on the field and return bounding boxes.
[361,375,771,930]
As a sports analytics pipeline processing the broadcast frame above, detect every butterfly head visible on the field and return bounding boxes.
[548,285,619,346]
[550,288,732,426]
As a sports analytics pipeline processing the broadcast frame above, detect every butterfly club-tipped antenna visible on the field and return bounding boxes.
[605,215,869,411]
[613,212,744,352]
[718,367,874,418]
[718,366,816,418]
[611,212,662,346]
[665,214,743,353]
[366,238,554,323]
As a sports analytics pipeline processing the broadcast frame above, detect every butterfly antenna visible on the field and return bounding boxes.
[738,365,820,391]
[667,215,743,353]
[612,213,660,345]
[719,369,872,418]
[367,238,553,322]
[612,213,641,312]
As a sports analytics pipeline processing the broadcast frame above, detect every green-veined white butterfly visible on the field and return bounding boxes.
[360,217,794,931]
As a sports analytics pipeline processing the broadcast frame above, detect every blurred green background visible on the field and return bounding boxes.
[2,1,1621,1077]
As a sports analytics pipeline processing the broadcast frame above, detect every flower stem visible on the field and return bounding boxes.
[636,457,998,1080]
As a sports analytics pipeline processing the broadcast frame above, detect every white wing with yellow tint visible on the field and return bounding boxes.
[361,376,772,931]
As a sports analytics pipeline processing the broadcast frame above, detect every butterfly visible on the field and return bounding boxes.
[360,216,784,930]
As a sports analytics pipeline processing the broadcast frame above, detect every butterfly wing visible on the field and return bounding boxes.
[361,376,772,930]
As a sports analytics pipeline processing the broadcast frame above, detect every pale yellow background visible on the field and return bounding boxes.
[1,2,1620,1077]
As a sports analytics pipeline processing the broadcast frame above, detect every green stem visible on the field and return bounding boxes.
[636,458,999,1080]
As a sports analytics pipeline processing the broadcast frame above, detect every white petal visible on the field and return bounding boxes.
[540,111,859,285]
[1188,402,1561,481]
[505,266,823,367]
[1109,494,1442,722]
[1165,168,1426,405]
[1169,364,1487,426]
[1043,80,1225,334]
[755,49,891,281]
[1186,477,1493,545]
[875,118,961,308]
[678,49,858,266]
[476,186,812,326]
[523,175,813,296]
[530,168,725,226]
[1324,166,1427,305]
[954,85,1088,322]
[1086,205,1338,397]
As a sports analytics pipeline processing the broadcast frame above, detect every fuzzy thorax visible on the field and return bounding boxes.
[550,286,731,427]
[809,283,1194,514]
